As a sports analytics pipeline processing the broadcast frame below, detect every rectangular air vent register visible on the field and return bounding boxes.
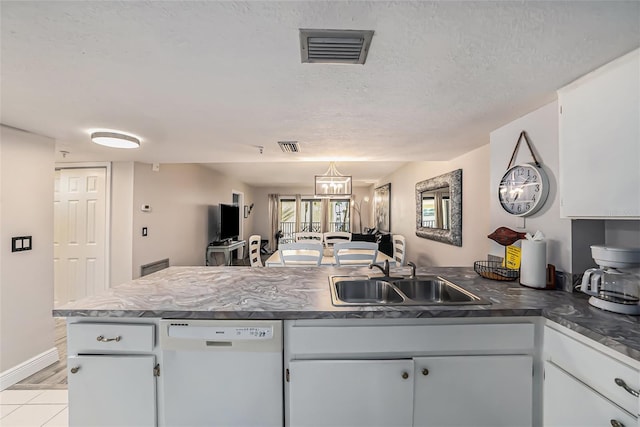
[300,29,374,64]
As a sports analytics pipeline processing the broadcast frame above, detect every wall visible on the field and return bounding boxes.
[376,145,491,267]
[0,126,56,374]
[250,186,373,243]
[110,161,134,286]
[131,163,254,277]
[489,100,640,276]
[605,221,640,248]
[489,101,575,273]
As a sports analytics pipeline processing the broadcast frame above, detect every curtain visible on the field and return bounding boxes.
[349,197,356,233]
[295,195,302,235]
[434,192,444,229]
[268,194,279,252]
[320,198,329,233]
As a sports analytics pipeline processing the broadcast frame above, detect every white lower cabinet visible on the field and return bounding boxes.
[288,359,414,427]
[285,319,537,427]
[67,321,158,427]
[67,355,156,427]
[413,355,533,427]
[543,322,640,427]
[544,361,637,427]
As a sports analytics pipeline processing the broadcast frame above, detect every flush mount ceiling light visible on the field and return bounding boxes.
[91,131,140,149]
[314,162,352,198]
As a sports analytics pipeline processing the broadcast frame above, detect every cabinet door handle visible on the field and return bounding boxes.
[422,368,429,376]
[96,335,121,343]
[70,366,80,374]
[614,378,639,397]
[401,372,409,379]
[610,420,625,427]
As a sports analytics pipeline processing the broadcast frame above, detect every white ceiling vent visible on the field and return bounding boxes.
[300,29,374,64]
[278,141,300,153]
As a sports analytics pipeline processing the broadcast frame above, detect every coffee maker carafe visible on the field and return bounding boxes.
[580,245,640,315]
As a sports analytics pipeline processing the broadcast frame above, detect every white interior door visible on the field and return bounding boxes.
[54,167,107,305]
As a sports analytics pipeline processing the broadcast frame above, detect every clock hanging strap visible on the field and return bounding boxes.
[507,131,541,169]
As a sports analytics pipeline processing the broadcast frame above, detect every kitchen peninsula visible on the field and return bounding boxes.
[54,266,640,427]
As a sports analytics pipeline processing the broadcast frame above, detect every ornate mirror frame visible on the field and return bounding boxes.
[415,169,462,246]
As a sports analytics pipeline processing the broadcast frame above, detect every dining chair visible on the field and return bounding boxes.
[294,232,323,243]
[392,235,406,266]
[333,241,378,266]
[323,231,352,248]
[278,242,324,266]
[248,235,263,267]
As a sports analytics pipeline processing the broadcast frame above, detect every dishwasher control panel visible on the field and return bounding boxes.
[159,319,282,352]
[167,325,273,340]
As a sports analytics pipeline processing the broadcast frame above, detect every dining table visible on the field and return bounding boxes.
[264,248,396,267]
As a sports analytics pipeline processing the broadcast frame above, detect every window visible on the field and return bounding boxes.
[278,196,351,242]
[300,199,322,232]
[329,199,350,232]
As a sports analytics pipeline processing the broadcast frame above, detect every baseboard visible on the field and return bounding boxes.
[0,347,59,391]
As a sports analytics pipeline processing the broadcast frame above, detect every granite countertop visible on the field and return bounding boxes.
[53,266,640,361]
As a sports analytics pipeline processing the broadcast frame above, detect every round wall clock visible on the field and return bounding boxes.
[498,162,549,216]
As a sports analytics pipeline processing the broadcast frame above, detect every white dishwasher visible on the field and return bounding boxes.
[159,319,283,427]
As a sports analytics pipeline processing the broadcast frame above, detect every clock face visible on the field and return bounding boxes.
[498,163,549,216]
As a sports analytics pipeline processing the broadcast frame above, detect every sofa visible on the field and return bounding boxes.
[352,231,393,257]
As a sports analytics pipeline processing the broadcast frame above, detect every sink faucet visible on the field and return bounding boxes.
[369,259,390,277]
[407,262,417,279]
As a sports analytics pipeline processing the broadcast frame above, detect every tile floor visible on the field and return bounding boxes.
[0,390,68,427]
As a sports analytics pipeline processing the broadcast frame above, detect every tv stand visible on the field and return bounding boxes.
[205,240,246,266]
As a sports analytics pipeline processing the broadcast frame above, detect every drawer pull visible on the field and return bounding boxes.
[610,420,625,427]
[401,372,409,379]
[96,335,121,343]
[70,366,80,374]
[614,378,639,397]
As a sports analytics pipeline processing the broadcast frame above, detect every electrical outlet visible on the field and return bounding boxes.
[142,227,148,237]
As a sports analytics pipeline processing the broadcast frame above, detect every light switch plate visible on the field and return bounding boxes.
[11,236,32,252]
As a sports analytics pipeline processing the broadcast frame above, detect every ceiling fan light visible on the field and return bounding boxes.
[91,131,140,149]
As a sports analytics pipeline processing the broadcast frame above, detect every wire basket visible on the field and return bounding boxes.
[474,261,519,281]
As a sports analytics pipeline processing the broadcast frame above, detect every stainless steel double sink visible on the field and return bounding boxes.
[329,275,490,306]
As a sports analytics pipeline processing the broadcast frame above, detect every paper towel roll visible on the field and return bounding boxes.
[520,240,547,288]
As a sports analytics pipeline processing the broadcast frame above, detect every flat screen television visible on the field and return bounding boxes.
[208,204,240,243]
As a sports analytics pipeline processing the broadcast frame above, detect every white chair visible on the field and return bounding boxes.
[392,234,406,266]
[323,231,352,248]
[278,242,323,266]
[333,241,378,266]
[248,235,263,267]
[294,232,323,243]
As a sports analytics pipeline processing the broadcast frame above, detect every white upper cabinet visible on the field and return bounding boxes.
[558,48,640,218]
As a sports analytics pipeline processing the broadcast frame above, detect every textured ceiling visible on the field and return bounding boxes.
[1,1,639,186]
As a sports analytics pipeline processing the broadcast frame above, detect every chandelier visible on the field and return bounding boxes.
[314,162,352,198]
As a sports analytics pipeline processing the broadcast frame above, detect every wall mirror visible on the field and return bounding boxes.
[415,169,462,246]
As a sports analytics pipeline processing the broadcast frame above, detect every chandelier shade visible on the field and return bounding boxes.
[314,162,352,198]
